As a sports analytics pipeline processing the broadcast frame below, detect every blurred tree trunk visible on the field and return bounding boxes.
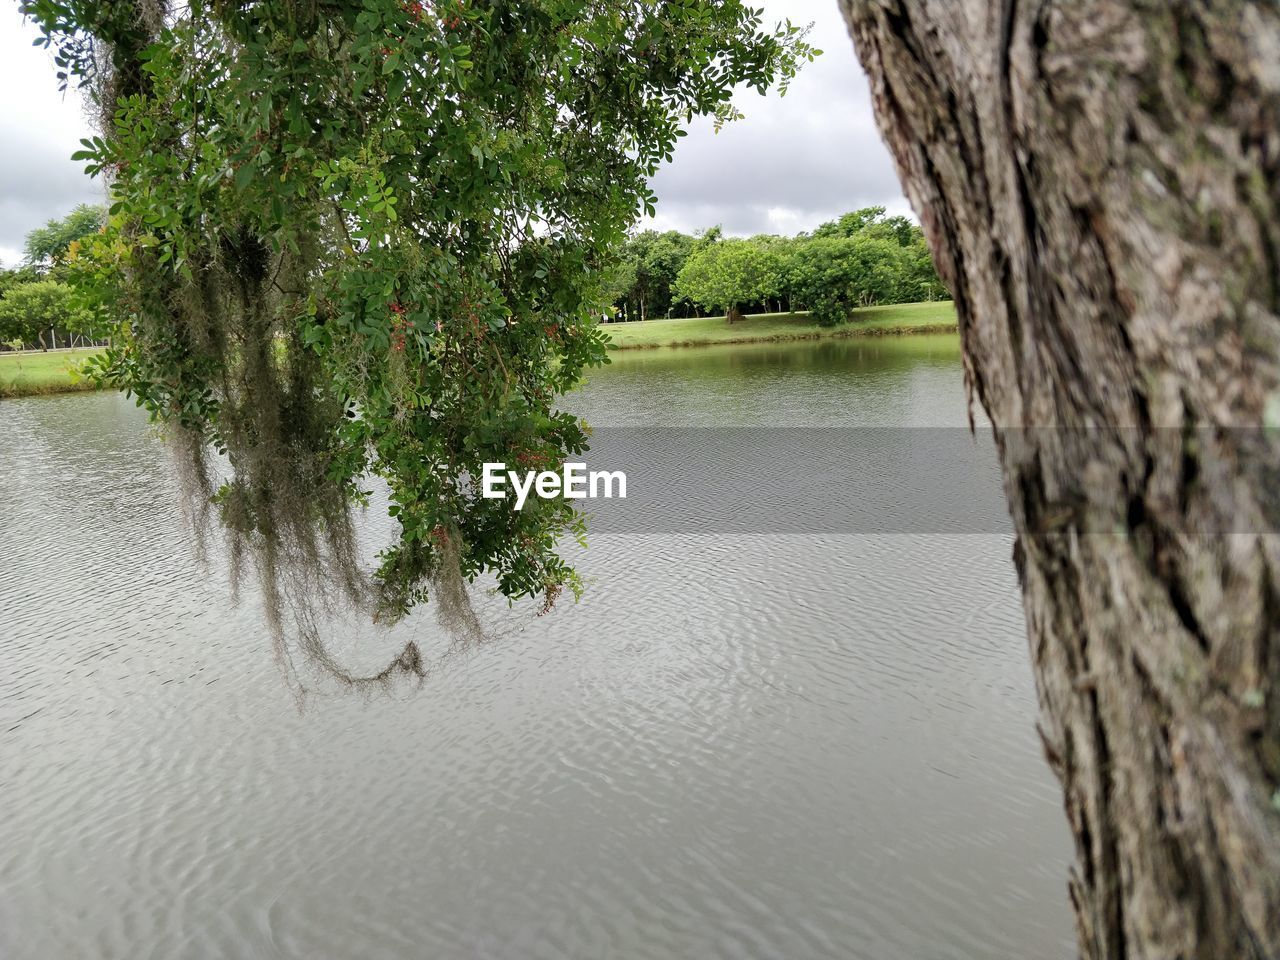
[840,1,1280,956]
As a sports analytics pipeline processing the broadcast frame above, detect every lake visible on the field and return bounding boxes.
[0,335,1074,959]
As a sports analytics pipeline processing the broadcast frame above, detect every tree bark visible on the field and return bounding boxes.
[839,2,1280,957]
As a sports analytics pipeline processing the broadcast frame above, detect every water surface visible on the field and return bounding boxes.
[0,335,1073,959]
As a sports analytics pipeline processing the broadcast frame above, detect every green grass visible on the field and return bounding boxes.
[603,300,957,350]
[0,348,104,399]
[0,302,958,396]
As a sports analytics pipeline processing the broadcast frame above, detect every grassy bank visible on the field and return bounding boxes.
[0,301,958,396]
[0,349,103,399]
[603,300,957,350]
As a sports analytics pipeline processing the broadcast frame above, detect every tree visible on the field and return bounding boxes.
[23,203,106,270]
[811,205,888,238]
[0,279,88,347]
[902,235,948,303]
[673,237,784,320]
[606,230,697,322]
[0,267,38,348]
[788,233,910,324]
[841,1,1280,956]
[0,267,38,301]
[29,1,815,678]
[632,229,697,320]
[804,206,947,307]
[606,217,942,321]
[599,252,638,322]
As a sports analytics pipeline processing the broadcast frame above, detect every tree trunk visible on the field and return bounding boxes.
[839,2,1280,957]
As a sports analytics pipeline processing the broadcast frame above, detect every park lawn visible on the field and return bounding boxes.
[0,302,959,395]
[603,300,957,350]
[0,348,104,399]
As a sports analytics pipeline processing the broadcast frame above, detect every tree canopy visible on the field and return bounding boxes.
[787,234,910,324]
[614,229,696,321]
[672,237,785,317]
[23,203,106,270]
[604,206,949,325]
[0,279,89,346]
[28,0,816,675]
[0,208,109,349]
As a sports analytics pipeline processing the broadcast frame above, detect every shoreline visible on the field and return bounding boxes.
[0,302,958,398]
[0,380,101,400]
[602,301,957,351]
[0,349,104,401]
[606,321,958,351]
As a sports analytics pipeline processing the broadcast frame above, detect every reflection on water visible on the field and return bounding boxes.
[0,336,1073,959]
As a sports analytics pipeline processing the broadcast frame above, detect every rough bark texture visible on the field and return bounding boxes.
[839,2,1280,956]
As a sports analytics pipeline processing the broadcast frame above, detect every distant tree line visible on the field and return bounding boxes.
[602,206,949,326]
[0,204,106,350]
[2,202,945,349]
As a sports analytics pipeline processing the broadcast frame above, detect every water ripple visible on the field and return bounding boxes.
[1,343,1072,959]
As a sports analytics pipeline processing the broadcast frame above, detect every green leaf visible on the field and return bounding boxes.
[26,0,819,625]
[233,163,255,193]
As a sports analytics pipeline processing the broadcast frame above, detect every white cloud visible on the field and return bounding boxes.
[642,0,908,236]
[0,9,102,266]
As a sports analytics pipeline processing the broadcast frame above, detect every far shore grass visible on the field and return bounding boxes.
[0,348,103,399]
[603,300,958,350]
[0,301,958,398]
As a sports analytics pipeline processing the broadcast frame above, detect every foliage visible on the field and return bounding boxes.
[673,237,785,315]
[0,266,39,300]
[609,229,697,320]
[902,236,949,302]
[807,206,947,307]
[603,300,957,348]
[810,206,923,247]
[603,206,949,325]
[23,203,106,270]
[811,206,891,239]
[788,235,912,325]
[599,254,639,319]
[28,0,816,670]
[604,206,948,324]
[0,279,90,344]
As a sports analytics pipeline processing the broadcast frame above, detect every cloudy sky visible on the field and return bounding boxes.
[0,0,906,266]
[644,0,910,237]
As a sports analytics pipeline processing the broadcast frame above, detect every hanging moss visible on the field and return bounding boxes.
[35,0,814,685]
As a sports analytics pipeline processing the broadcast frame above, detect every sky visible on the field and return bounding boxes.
[0,0,907,267]
[642,0,910,237]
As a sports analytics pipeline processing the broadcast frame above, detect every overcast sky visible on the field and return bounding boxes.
[643,0,909,237]
[0,0,906,267]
